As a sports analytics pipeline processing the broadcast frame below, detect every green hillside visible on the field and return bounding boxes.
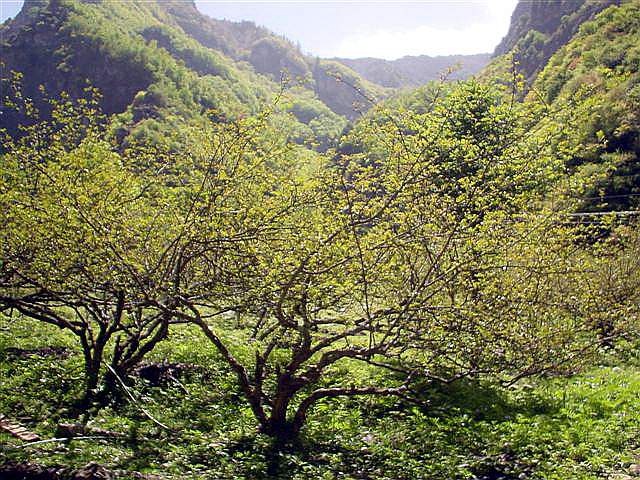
[493,0,620,81]
[0,0,386,148]
[532,1,640,212]
[484,0,640,213]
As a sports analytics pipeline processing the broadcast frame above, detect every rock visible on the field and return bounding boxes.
[0,461,68,480]
[55,423,124,439]
[56,423,87,438]
[134,361,191,386]
[73,463,114,480]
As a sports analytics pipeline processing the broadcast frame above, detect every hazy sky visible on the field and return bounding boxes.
[0,1,518,59]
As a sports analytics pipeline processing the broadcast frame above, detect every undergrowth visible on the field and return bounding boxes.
[2,317,640,479]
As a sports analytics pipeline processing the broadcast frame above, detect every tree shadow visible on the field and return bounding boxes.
[414,377,560,421]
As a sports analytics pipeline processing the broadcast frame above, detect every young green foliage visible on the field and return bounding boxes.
[151,81,617,441]
[0,90,185,407]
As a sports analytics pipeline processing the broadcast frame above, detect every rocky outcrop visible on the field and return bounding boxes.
[0,0,154,136]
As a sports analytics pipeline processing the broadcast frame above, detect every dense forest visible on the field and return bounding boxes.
[2,1,640,479]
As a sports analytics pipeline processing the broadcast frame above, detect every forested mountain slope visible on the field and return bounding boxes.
[493,0,620,81]
[138,0,389,119]
[0,0,382,148]
[485,0,640,213]
[532,0,640,212]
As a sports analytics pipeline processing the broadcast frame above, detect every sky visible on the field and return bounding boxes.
[0,0,518,60]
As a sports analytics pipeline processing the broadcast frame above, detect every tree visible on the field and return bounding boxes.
[0,77,323,410]
[152,81,611,441]
[0,78,628,440]
[0,89,186,407]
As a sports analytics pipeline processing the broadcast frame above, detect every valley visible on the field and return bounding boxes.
[2,1,640,479]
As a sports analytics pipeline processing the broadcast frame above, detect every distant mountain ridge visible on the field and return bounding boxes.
[332,54,491,88]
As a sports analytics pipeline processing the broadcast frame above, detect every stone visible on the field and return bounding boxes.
[73,462,114,480]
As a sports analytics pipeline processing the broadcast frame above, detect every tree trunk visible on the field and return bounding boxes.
[260,381,302,442]
[260,416,301,443]
[77,335,109,412]
[81,365,100,408]
[77,333,101,408]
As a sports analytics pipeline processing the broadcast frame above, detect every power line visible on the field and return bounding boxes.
[570,193,640,201]
[563,210,640,217]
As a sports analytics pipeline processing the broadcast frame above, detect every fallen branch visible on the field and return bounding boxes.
[13,436,111,448]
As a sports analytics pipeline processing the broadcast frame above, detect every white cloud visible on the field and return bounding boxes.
[332,0,518,60]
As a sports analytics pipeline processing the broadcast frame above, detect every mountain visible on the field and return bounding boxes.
[4,0,637,203]
[332,54,491,88]
[0,0,502,150]
[533,0,640,212]
[487,0,640,213]
[493,0,620,81]
[0,0,389,149]
[136,0,390,118]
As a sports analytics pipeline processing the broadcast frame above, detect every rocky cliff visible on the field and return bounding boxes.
[494,0,620,80]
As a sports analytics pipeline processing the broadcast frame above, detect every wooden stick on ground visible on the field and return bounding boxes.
[0,413,40,441]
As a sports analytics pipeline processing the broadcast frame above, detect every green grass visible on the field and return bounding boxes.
[2,316,640,479]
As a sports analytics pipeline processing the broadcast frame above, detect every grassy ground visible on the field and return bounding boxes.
[2,317,640,479]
